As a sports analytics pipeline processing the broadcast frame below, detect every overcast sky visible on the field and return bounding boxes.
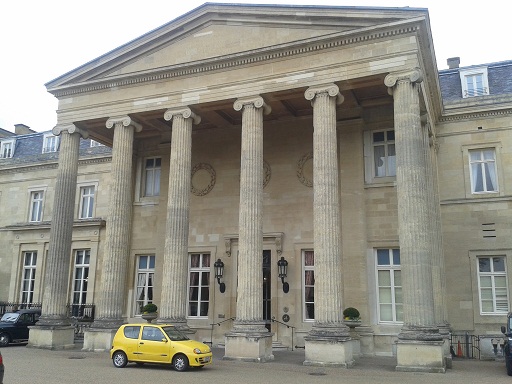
[1,1,510,133]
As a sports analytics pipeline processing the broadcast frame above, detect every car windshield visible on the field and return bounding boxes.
[0,313,20,323]
[162,326,189,341]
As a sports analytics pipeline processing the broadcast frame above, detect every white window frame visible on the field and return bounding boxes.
[29,190,44,222]
[71,250,90,317]
[42,133,59,153]
[187,253,211,319]
[468,148,498,194]
[79,185,95,219]
[477,256,509,315]
[302,249,315,322]
[375,248,403,323]
[134,255,155,316]
[364,129,396,185]
[0,139,15,158]
[143,157,161,197]
[21,251,37,304]
[459,66,489,98]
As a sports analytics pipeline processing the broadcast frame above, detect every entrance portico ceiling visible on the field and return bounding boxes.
[45,3,437,145]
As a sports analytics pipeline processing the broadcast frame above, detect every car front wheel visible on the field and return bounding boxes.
[0,333,10,347]
[172,354,189,371]
[112,351,128,368]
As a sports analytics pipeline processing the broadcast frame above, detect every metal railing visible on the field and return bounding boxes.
[450,332,481,359]
[0,302,42,316]
[271,316,296,351]
[209,317,235,346]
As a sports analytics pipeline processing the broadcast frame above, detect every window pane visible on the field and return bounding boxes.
[479,258,491,272]
[149,256,155,269]
[493,257,505,272]
[394,270,401,286]
[495,276,507,288]
[305,303,315,320]
[201,272,210,285]
[304,270,315,285]
[379,287,392,303]
[481,301,493,312]
[200,302,209,316]
[139,256,148,269]
[377,249,390,265]
[378,270,391,286]
[305,287,314,302]
[202,254,210,268]
[304,251,314,266]
[190,254,200,268]
[189,287,199,301]
[374,145,385,177]
[380,304,392,321]
[392,249,400,265]
[373,131,385,142]
[480,288,493,300]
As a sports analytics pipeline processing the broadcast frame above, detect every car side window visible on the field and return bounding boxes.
[123,326,141,339]
[142,326,165,341]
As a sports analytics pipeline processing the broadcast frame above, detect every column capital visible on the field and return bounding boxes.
[304,83,344,104]
[384,68,423,89]
[163,107,201,125]
[233,96,271,115]
[52,124,89,139]
[106,115,142,132]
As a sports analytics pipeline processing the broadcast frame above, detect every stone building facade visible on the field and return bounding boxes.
[1,3,511,372]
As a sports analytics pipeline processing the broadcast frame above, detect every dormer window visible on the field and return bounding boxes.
[460,67,489,98]
[42,133,59,153]
[0,139,15,158]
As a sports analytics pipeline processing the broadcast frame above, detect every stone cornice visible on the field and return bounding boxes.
[0,156,111,175]
[1,218,106,232]
[439,109,512,123]
[48,24,421,98]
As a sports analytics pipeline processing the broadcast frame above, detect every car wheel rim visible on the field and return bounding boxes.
[0,334,8,346]
[114,353,125,366]
[175,358,185,370]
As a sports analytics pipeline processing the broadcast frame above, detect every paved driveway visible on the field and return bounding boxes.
[1,345,508,384]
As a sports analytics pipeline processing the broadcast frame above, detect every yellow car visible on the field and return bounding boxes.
[110,323,212,371]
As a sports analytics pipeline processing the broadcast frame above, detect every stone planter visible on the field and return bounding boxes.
[343,320,361,329]
[141,313,157,323]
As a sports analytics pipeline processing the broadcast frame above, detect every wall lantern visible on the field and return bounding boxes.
[277,256,289,293]
[214,258,226,293]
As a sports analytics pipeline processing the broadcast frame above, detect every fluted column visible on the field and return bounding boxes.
[158,107,200,329]
[94,116,141,328]
[38,125,87,326]
[232,96,270,331]
[304,84,348,337]
[384,69,440,340]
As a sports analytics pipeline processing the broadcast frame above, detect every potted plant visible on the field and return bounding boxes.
[343,307,361,328]
[141,303,158,323]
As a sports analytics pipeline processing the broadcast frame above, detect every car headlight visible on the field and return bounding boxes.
[193,348,202,354]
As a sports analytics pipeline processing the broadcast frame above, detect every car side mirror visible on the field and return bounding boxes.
[162,338,168,343]
[502,325,507,334]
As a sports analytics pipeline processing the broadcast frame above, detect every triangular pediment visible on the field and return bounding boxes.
[46,3,428,91]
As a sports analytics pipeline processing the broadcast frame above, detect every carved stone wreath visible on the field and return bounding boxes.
[297,151,313,187]
[263,159,271,189]
[191,163,216,196]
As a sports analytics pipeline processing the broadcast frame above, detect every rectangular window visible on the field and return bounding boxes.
[79,186,95,219]
[21,252,37,304]
[376,248,403,323]
[469,149,498,193]
[71,250,90,317]
[144,157,161,197]
[135,255,155,315]
[303,250,315,321]
[29,191,44,222]
[42,134,59,153]
[188,253,210,318]
[0,140,14,158]
[372,129,396,178]
[478,256,509,314]
[460,67,489,98]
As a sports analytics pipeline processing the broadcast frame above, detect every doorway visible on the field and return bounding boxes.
[262,250,271,331]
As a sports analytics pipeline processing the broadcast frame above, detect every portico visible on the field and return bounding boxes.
[31,3,447,371]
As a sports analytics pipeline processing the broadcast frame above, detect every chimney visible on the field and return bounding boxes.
[447,57,460,69]
[14,124,36,135]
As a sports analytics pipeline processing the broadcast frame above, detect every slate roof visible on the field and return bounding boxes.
[439,60,512,102]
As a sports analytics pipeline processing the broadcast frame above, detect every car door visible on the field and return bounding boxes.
[12,314,31,341]
[136,326,171,363]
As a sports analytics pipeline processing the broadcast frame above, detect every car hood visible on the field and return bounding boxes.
[176,339,210,353]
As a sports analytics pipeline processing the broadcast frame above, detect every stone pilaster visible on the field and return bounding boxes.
[303,84,353,368]
[224,96,273,362]
[158,107,200,331]
[29,124,87,349]
[385,69,445,373]
[91,116,141,328]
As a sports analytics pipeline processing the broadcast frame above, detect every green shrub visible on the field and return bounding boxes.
[142,303,158,313]
[343,307,360,320]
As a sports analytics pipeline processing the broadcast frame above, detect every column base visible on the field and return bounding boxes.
[224,326,274,362]
[83,327,118,352]
[303,323,354,367]
[396,339,446,373]
[27,325,75,350]
[156,318,196,335]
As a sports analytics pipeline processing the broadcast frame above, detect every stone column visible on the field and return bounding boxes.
[385,69,445,373]
[84,116,141,351]
[29,125,87,349]
[158,107,200,331]
[303,84,353,368]
[224,96,273,362]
